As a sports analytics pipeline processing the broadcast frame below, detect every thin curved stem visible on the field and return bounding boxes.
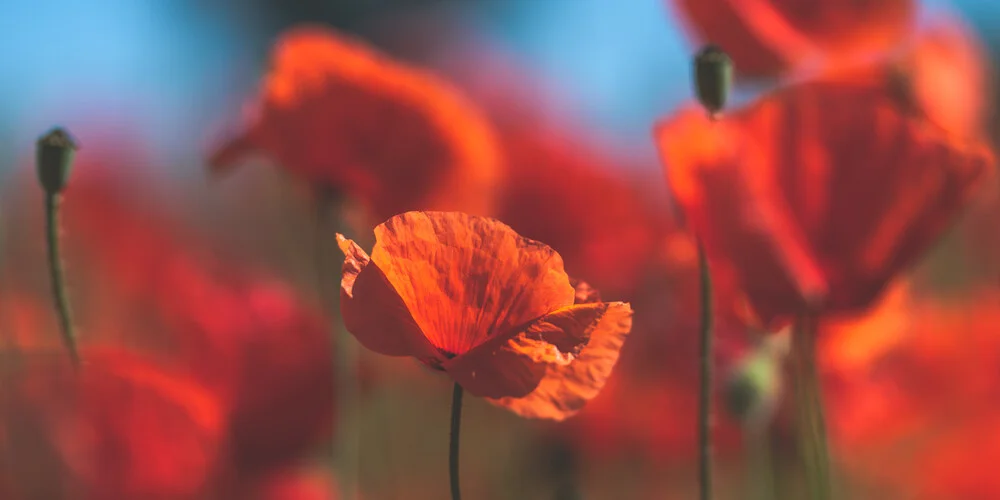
[792,313,831,500]
[44,193,79,367]
[449,382,464,500]
[696,240,714,500]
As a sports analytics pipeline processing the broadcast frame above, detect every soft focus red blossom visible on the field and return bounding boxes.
[671,0,916,77]
[338,211,632,420]
[494,126,675,297]
[823,288,1000,498]
[209,25,502,225]
[0,349,226,500]
[51,160,336,476]
[655,77,995,326]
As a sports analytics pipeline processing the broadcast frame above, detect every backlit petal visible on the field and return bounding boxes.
[489,301,633,420]
[369,211,575,357]
[443,303,607,399]
[337,234,441,362]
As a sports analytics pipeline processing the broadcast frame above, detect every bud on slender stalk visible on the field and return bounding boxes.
[37,128,78,194]
[36,127,81,366]
[693,45,734,119]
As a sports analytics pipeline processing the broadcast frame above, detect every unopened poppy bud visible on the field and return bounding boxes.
[693,45,733,118]
[36,127,78,194]
[724,349,782,426]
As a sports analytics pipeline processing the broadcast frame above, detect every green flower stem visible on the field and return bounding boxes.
[449,382,464,500]
[792,313,831,500]
[697,240,714,500]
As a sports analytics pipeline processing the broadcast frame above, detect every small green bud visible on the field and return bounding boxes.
[724,350,782,427]
[36,127,78,194]
[693,45,733,118]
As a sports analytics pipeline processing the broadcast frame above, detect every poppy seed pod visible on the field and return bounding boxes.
[36,128,78,194]
[693,45,733,118]
[723,349,782,426]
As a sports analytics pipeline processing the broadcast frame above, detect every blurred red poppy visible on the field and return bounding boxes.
[338,211,632,420]
[655,78,994,326]
[57,162,336,476]
[495,125,676,297]
[823,289,1000,498]
[209,25,502,225]
[0,348,226,500]
[670,0,915,77]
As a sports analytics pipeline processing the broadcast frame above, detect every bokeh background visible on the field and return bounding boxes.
[1,1,999,499]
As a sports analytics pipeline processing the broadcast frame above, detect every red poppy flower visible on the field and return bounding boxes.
[822,289,1000,498]
[654,78,994,325]
[670,0,916,77]
[208,25,502,224]
[0,348,226,500]
[52,161,335,475]
[496,126,674,296]
[337,211,632,420]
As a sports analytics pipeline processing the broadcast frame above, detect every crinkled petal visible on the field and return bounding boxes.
[489,300,633,420]
[369,211,575,357]
[442,302,607,399]
[337,234,441,362]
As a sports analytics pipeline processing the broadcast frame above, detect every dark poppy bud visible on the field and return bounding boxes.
[693,45,733,118]
[36,127,78,195]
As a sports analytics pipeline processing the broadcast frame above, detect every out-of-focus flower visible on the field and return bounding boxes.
[338,211,632,420]
[823,289,1000,498]
[0,348,226,500]
[670,0,915,77]
[55,161,335,476]
[654,77,994,326]
[208,25,502,225]
[495,127,674,296]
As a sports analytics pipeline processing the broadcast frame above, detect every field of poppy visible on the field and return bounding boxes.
[1,0,999,498]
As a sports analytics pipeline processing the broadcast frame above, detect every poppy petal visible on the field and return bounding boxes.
[489,300,633,420]
[337,234,441,362]
[368,211,575,357]
[443,302,608,399]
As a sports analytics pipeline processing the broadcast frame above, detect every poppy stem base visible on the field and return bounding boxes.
[449,382,464,500]
[44,192,80,367]
[792,314,831,500]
